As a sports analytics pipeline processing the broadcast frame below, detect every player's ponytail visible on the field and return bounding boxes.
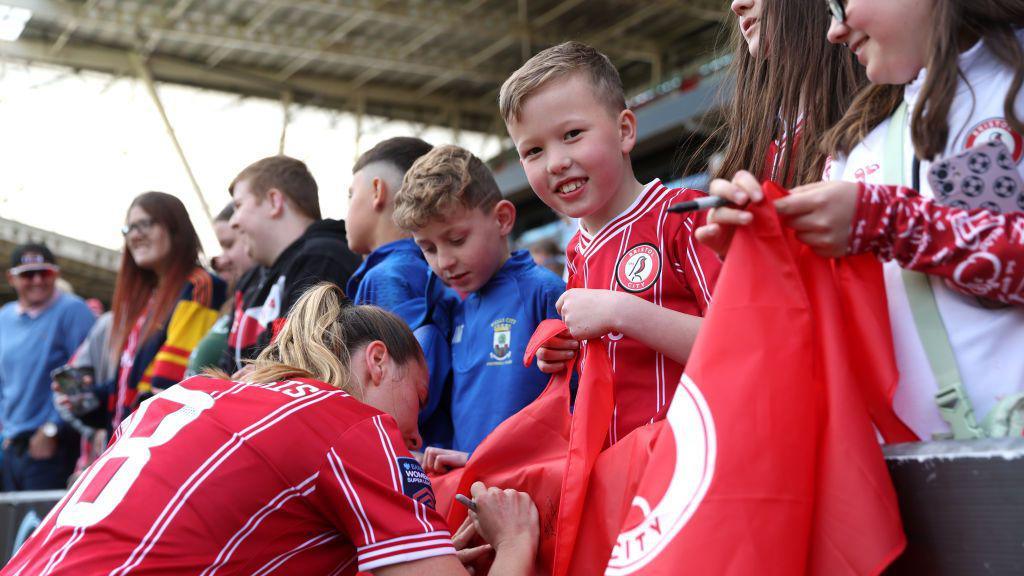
[244,282,352,392]
[237,283,423,398]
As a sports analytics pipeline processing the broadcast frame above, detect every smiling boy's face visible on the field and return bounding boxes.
[412,202,513,294]
[506,73,637,232]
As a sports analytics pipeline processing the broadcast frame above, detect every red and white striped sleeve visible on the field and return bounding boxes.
[670,201,722,314]
[314,413,455,573]
[851,182,1024,305]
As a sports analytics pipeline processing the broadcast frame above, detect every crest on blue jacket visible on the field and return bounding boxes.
[488,317,516,365]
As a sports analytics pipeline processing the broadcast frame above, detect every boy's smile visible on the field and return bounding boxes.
[507,74,641,233]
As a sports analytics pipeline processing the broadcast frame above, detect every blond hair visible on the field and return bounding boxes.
[206,283,422,399]
[392,144,502,230]
[499,41,626,124]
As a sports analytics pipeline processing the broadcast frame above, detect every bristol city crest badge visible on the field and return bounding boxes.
[965,118,1023,164]
[615,243,662,293]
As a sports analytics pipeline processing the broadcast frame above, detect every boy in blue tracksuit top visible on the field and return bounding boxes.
[344,137,454,448]
[394,144,564,471]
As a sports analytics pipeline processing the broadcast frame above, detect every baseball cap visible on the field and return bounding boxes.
[9,243,59,275]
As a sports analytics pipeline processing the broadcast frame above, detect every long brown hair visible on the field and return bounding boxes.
[713,0,867,186]
[221,283,422,398]
[110,192,203,359]
[824,1,1024,160]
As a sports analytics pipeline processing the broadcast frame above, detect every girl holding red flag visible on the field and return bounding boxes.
[703,0,1024,441]
[702,0,866,190]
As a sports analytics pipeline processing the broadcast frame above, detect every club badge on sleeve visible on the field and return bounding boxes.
[397,456,436,510]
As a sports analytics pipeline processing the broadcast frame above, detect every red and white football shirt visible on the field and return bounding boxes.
[566,179,721,443]
[4,376,452,576]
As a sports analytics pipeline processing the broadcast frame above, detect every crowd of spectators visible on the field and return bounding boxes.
[1,0,1023,569]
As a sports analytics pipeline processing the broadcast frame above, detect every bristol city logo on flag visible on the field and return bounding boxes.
[605,374,717,574]
[615,243,662,293]
[966,118,1023,164]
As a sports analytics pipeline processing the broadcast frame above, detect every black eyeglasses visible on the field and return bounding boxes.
[825,0,845,22]
[121,218,157,237]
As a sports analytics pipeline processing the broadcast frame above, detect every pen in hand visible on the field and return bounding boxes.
[667,196,733,214]
[455,493,477,511]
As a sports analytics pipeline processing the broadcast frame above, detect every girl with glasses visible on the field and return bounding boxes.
[705,0,1024,442]
[77,192,227,434]
[697,0,866,252]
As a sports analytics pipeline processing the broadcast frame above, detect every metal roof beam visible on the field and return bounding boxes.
[7,0,508,84]
[311,0,492,95]
[143,0,198,55]
[205,2,283,67]
[0,38,498,118]
[50,0,100,54]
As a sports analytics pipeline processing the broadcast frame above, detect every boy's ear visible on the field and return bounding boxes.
[493,200,516,236]
[371,177,389,212]
[265,188,287,218]
[618,109,638,155]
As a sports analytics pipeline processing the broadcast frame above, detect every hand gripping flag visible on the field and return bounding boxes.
[431,319,614,574]
[561,182,907,575]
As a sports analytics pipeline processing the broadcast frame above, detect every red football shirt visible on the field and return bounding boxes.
[4,377,453,576]
[566,180,721,443]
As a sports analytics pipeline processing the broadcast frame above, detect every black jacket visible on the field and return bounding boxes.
[218,219,361,372]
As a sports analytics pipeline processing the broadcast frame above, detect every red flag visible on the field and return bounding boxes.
[564,182,905,574]
[433,319,614,574]
[834,257,918,444]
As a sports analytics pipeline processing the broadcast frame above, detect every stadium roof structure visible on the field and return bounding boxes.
[0,0,731,135]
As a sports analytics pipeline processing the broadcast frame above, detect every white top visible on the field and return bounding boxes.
[828,29,1024,440]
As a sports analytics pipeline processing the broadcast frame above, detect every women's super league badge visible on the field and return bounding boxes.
[397,456,436,510]
[488,317,516,365]
[616,243,661,293]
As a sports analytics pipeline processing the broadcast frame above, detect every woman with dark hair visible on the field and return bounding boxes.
[697,0,867,253]
[8,284,539,576]
[105,191,226,428]
[723,0,865,185]
[704,0,1024,441]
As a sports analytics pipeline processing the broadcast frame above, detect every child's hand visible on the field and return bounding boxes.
[535,333,579,374]
[775,181,859,257]
[696,170,763,258]
[423,447,469,474]
[556,288,624,340]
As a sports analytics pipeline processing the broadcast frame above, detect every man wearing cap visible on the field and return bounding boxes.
[0,242,95,491]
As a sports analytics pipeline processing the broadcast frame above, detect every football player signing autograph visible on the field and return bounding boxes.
[4,284,538,576]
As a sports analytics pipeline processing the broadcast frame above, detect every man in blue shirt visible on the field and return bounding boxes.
[0,243,95,490]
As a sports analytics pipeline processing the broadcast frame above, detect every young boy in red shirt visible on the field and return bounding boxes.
[501,41,722,442]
